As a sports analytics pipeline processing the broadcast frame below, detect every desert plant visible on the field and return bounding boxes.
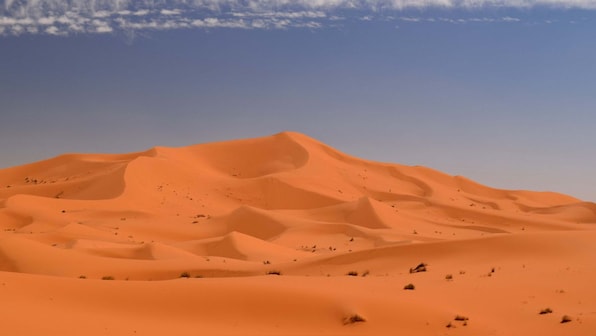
[561,315,572,323]
[454,315,469,321]
[409,263,427,273]
[267,271,281,275]
[403,283,415,290]
[445,274,453,280]
[79,275,87,279]
[347,271,359,276]
[180,272,191,278]
[539,308,553,315]
[102,276,115,280]
[343,314,366,324]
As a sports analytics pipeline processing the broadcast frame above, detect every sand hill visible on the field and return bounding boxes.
[1,131,595,335]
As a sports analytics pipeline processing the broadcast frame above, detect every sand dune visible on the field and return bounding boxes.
[1,131,595,335]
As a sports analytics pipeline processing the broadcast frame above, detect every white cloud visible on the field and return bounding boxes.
[45,25,60,34]
[399,15,523,23]
[133,10,150,16]
[0,0,591,36]
[160,9,181,15]
[0,17,34,25]
[96,24,113,33]
[192,17,252,29]
[11,24,23,34]
[400,16,422,21]
[38,17,56,25]
[93,11,111,18]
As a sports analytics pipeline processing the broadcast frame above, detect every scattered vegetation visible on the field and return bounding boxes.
[446,315,469,328]
[347,271,359,276]
[403,283,415,290]
[561,315,573,323]
[409,263,427,273]
[267,271,281,275]
[539,308,553,315]
[445,274,453,280]
[343,314,366,325]
[180,272,191,278]
[79,275,87,279]
[361,270,370,277]
[102,276,115,280]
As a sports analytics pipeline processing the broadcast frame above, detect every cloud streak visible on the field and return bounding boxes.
[0,0,594,36]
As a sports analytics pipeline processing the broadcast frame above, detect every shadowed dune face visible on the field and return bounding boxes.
[1,131,596,335]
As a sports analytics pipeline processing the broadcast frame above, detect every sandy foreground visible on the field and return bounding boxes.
[1,131,595,335]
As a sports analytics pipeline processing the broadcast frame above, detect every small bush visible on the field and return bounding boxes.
[454,315,469,321]
[180,272,191,278]
[343,314,366,324]
[267,271,281,275]
[403,283,415,290]
[561,315,572,323]
[409,263,427,273]
[79,275,87,279]
[445,274,453,280]
[347,271,359,276]
[102,276,115,280]
[539,308,553,315]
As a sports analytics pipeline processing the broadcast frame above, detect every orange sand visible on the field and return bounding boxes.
[0,131,595,335]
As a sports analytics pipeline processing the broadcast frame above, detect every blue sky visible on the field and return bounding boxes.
[1,1,596,201]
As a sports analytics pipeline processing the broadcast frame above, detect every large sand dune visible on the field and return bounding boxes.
[1,131,595,335]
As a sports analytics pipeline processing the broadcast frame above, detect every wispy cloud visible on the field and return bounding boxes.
[0,0,593,36]
[398,15,524,23]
